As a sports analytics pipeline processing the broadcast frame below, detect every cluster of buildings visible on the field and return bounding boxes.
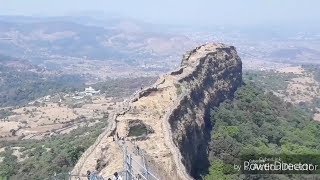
[73,87,100,100]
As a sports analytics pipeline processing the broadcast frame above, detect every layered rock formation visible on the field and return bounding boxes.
[72,43,242,179]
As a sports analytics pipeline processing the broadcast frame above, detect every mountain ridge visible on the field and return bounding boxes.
[72,43,242,179]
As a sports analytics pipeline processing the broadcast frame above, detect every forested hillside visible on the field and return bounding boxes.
[205,83,320,180]
[0,65,85,107]
[0,120,106,179]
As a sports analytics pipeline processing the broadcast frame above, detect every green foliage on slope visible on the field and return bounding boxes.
[0,65,85,107]
[205,83,320,180]
[303,65,320,82]
[0,121,106,180]
[243,70,298,92]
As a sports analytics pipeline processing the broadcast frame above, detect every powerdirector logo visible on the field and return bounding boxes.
[232,154,320,174]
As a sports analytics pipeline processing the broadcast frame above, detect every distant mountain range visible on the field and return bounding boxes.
[0,15,319,71]
[0,16,196,66]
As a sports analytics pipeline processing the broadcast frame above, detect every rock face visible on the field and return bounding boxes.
[72,43,242,179]
[169,44,242,178]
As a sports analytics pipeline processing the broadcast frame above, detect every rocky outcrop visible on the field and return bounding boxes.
[169,45,242,177]
[72,43,242,179]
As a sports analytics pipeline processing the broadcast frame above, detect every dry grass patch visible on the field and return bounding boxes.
[277,66,305,75]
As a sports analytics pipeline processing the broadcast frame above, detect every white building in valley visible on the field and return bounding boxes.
[84,87,100,96]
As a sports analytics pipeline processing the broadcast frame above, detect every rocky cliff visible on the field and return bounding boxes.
[72,43,242,179]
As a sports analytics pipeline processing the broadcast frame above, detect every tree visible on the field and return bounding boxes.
[205,83,320,179]
[0,150,18,177]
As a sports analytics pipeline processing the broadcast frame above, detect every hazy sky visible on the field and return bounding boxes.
[0,0,318,26]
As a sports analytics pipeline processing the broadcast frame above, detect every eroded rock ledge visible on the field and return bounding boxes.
[72,43,242,180]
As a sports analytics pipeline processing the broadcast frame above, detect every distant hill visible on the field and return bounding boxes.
[0,16,195,66]
[0,54,85,107]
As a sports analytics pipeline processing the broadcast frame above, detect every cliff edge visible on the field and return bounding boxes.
[72,43,242,179]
